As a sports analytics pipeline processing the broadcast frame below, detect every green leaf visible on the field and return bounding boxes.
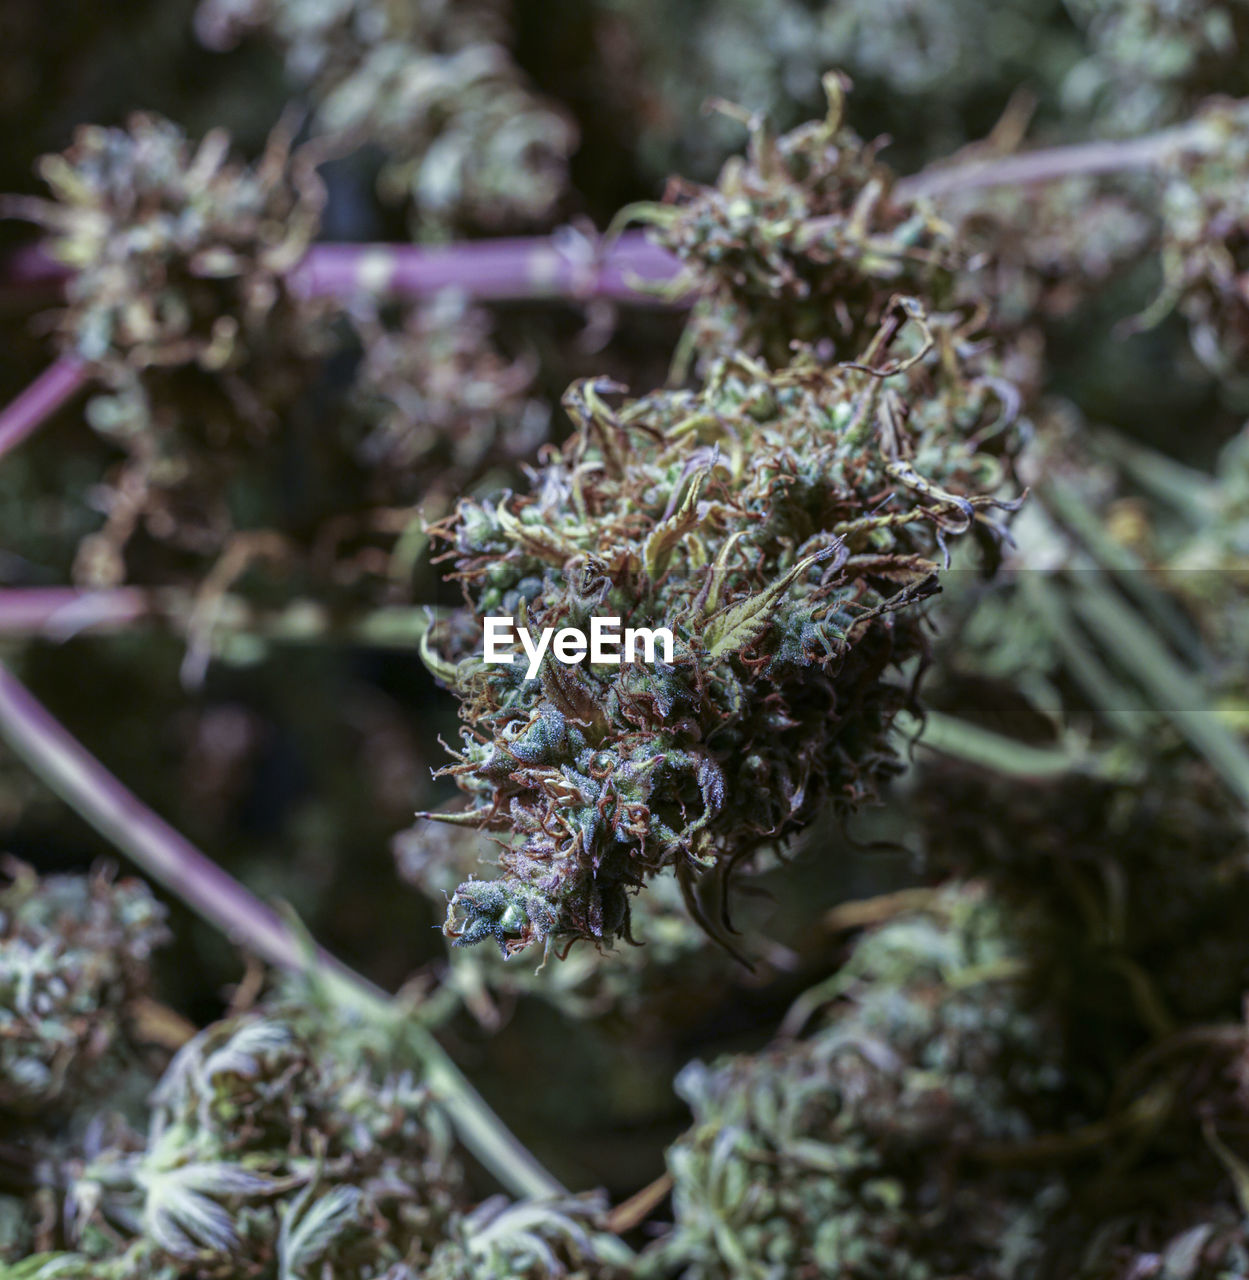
[703,542,841,658]
[644,465,712,580]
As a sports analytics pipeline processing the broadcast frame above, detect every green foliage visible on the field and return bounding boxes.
[7,114,553,597]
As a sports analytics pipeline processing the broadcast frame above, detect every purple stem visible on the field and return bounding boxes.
[0,588,152,636]
[0,355,90,461]
[3,235,682,302]
[895,119,1210,201]
[0,659,566,1199]
[3,242,72,288]
[0,660,307,968]
[0,114,1216,312]
[289,230,682,301]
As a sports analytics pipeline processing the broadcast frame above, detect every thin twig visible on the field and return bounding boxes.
[606,1172,674,1235]
[0,355,90,460]
[0,588,153,635]
[895,119,1212,202]
[0,660,565,1201]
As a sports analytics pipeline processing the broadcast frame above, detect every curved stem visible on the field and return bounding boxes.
[896,707,1125,779]
[0,660,564,1201]
[0,355,90,460]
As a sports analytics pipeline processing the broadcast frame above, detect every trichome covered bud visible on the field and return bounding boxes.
[1150,97,1249,375]
[348,290,549,513]
[424,1193,633,1280]
[18,112,325,376]
[9,112,334,586]
[421,293,1021,958]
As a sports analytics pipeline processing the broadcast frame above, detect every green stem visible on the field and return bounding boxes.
[1070,581,1249,810]
[1018,572,1148,743]
[899,707,1123,779]
[1039,476,1202,663]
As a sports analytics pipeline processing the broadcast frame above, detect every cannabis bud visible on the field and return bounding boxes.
[420,290,1019,958]
[1151,97,1249,375]
[0,861,167,1114]
[633,73,966,367]
[7,112,337,587]
[18,112,325,375]
[194,0,577,234]
[424,1193,632,1280]
[645,884,1067,1279]
[348,290,549,514]
[26,1001,464,1277]
[395,820,723,1022]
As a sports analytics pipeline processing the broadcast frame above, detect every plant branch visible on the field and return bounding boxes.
[895,119,1212,201]
[0,659,565,1201]
[4,233,682,305]
[0,356,90,460]
[896,707,1126,780]
[290,229,682,302]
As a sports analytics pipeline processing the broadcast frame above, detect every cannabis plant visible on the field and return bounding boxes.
[5,5,1249,1280]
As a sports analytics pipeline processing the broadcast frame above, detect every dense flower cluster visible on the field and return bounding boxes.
[10,3,1249,1276]
[645,885,1067,1279]
[421,296,1020,956]
[0,862,167,1114]
[10,114,333,586]
[423,1194,632,1280]
[8,116,554,597]
[635,76,968,366]
[395,819,733,1022]
[347,291,549,515]
[11,1000,465,1277]
[1151,98,1249,375]
[18,112,326,376]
